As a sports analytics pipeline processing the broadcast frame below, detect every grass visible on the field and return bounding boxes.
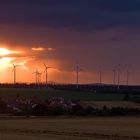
[0,88,126,101]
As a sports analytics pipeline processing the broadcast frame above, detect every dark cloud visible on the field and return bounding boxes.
[96,0,140,12]
[0,0,140,30]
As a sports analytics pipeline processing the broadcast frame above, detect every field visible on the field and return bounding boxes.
[0,117,140,140]
[0,88,140,139]
[0,88,126,101]
[1,88,140,109]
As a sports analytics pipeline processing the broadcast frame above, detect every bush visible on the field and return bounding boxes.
[0,99,8,113]
[47,106,64,116]
[32,104,48,116]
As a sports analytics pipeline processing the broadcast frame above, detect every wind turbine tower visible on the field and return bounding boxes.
[44,64,51,88]
[99,67,102,85]
[38,72,42,85]
[113,69,116,85]
[76,62,80,89]
[33,69,39,86]
[12,64,20,84]
[126,68,129,86]
[117,65,120,89]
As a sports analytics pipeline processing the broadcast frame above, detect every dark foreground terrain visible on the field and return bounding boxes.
[0,117,140,140]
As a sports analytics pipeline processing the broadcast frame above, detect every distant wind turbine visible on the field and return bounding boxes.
[33,69,39,86]
[75,62,81,89]
[38,72,42,84]
[126,68,129,86]
[12,63,21,84]
[113,69,116,85]
[117,65,120,89]
[44,63,51,88]
[99,67,102,85]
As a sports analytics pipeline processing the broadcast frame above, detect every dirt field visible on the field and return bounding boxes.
[0,117,140,140]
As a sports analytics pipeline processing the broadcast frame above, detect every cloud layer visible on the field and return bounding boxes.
[0,0,140,30]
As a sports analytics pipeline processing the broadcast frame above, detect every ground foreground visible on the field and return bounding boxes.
[0,117,140,140]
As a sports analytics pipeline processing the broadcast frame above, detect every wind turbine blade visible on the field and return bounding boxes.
[43,63,47,68]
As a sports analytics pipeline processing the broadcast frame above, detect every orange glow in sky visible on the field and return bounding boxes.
[0,47,25,83]
[0,46,130,84]
[0,47,22,70]
[0,46,135,85]
[0,46,61,83]
[0,57,14,70]
[0,48,21,56]
[0,47,18,70]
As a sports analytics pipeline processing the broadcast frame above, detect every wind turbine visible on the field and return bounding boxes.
[75,62,81,89]
[117,65,120,89]
[44,63,51,88]
[38,72,42,85]
[12,63,21,84]
[126,68,129,86]
[33,69,39,86]
[99,67,102,85]
[113,69,116,85]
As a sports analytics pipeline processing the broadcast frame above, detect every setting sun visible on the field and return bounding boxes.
[0,57,14,70]
[0,48,21,56]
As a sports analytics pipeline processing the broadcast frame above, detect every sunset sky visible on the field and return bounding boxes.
[0,0,140,85]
